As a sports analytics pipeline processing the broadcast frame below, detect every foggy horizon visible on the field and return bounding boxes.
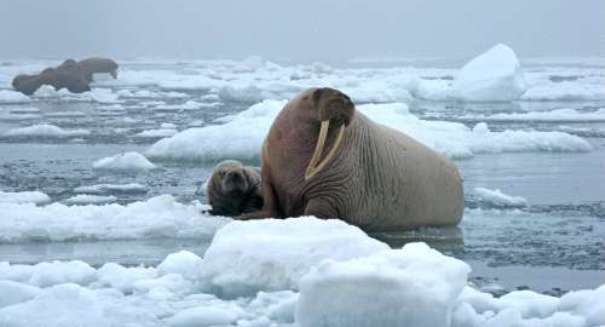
[1,0,604,62]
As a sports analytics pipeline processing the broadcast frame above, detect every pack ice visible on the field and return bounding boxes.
[0,217,603,327]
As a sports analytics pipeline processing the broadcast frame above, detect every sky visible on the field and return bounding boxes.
[0,0,603,62]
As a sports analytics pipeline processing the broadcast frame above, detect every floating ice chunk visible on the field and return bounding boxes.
[3,124,90,137]
[147,100,285,161]
[134,128,178,138]
[133,273,192,294]
[0,191,50,204]
[0,90,31,103]
[0,283,159,327]
[73,183,149,195]
[0,280,41,309]
[462,108,605,122]
[0,113,41,121]
[198,217,389,298]
[453,44,527,102]
[88,88,121,103]
[93,151,157,171]
[157,250,202,280]
[166,306,241,327]
[95,263,157,293]
[558,285,605,326]
[0,195,230,243]
[28,261,96,287]
[296,242,471,327]
[64,194,117,205]
[473,187,528,208]
[522,81,605,101]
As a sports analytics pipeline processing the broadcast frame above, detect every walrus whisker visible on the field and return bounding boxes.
[305,121,345,180]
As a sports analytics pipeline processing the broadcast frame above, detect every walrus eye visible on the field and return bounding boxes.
[304,120,345,181]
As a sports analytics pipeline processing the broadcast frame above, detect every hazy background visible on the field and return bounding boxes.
[1,0,603,62]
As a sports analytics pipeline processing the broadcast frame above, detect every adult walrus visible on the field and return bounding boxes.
[12,59,91,95]
[77,57,119,82]
[240,87,463,231]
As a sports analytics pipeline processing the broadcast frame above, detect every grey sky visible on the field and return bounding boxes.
[1,0,603,62]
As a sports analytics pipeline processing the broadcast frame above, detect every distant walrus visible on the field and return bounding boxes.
[12,59,91,95]
[77,57,119,82]
[239,87,464,231]
[206,160,264,217]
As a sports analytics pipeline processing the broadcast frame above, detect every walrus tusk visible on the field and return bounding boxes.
[304,120,345,180]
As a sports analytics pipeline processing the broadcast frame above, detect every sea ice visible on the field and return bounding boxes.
[198,217,389,298]
[0,90,31,104]
[147,101,592,162]
[73,183,149,195]
[473,187,528,208]
[0,190,50,204]
[296,243,470,327]
[64,194,117,204]
[453,44,527,102]
[461,108,605,122]
[3,124,90,137]
[0,195,230,243]
[92,151,157,171]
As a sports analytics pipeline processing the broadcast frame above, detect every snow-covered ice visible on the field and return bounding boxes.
[297,242,470,327]
[0,90,31,104]
[3,124,90,137]
[0,195,230,243]
[0,190,50,204]
[73,183,149,195]
[198,217,389,298]
[462,108,605,122]
[0,217,602,327]
[92,151,157,171]
[473,187,528,208]
[148,101,592,161]
[453,44,527,102]
[64,194,117,204]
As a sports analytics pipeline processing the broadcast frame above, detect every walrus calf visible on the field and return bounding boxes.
[206,160,264,217]
[240,87,464,231]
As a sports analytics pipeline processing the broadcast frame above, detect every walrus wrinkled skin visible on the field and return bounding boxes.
[77,57,119,82]
[11,57,118,95]
[240,87,464,231]
[207,160,264,217]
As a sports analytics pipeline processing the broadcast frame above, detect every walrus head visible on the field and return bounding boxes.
[305,87,355,180]
[213,160,254,195]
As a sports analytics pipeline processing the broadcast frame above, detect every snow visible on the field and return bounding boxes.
[0,190,51,204]
[0,90,31,103]
[3,124,90,137]
[0,195,230,243]
[198,217,389,298]
[94,263,158,293]
[148,101,592,161]
[453,44,527,102]
[92,151,157,171]
[73,183,149,194]
[64,194,117,204]
[473,187,528,207]
[296,242,471,327]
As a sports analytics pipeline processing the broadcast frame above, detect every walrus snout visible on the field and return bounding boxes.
[222,170,249,193]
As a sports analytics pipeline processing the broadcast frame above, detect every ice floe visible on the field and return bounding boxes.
[3,124,90,137]
[453,44,527,102]
[461,108,605,122]
[0,90,31,104]
[0,190,50,204]
[473,187,528,208]
[63,194,117,205]
[0,195,230,243]
[73,183,149,195]
[147,101,592,161]
[92,151,157,171]
[198,217,389,298]
[0,217,602,327]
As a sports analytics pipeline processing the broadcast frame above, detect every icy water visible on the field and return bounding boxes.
[0,58,604,297]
